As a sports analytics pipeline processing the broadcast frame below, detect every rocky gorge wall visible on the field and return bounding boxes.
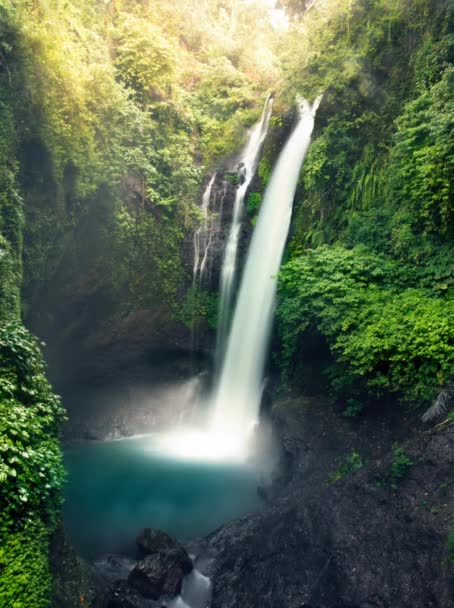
[208,399,454,608]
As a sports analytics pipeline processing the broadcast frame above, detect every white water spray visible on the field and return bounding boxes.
[216,95,273,359]
[211,96,322,435]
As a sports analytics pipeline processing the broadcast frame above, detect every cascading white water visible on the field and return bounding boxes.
[193,173,216,285]
[211,96,322,434]
[168,569,211,608]
[216,95,273,358]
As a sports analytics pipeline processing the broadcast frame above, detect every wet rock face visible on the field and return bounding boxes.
[183,172,237,295]
[208,413,454,608]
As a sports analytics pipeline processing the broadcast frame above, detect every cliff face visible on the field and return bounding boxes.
[22,171,241,390]
[208,401,454,608]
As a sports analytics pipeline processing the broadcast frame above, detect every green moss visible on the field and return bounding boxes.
[327,451,364,484]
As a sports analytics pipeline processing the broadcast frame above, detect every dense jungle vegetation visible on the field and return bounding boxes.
[275,0,453,406]
[0,0,452,606]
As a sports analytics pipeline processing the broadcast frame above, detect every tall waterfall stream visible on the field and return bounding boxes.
[211,96,322,435]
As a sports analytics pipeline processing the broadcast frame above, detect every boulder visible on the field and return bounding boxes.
[128,553,186,600]
[137,529,176,558]
[136,528,193,574]
[126,529,193,599]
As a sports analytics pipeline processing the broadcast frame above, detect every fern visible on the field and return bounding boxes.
[421,384,454,423]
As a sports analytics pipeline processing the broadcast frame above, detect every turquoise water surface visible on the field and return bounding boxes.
[64,435,261,558]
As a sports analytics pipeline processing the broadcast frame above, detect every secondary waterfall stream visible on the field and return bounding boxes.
[211,96,322,434]
[193,173,216,287]
[216,94,273,361]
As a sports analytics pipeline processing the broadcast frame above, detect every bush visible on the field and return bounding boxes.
[246,192,262,215]
[390,444,413,481]
[0,522,52,608]
[0,322,65,608]
[277,246,453,404]
[327,451,364,484]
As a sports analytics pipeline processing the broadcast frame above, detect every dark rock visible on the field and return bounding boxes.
[208,405,454,608]
[104,580,138,608]
[136,528,193,574]
[93,554,136,584]
[102,579,161,608]
[137,529,175,558]
[126,529,193,600]
[128,553,186,600]
[49,522,97,608]
[92,531,193,605]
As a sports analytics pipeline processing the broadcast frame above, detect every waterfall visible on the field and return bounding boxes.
[193,173,216,286]
[216,95,273,361]
[211,96,322,434]
[191,174,216,353]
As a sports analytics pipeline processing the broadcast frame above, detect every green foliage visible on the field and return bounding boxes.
[278,246,454,404]
[284,1,453,263]
[277,0,453,408]
[246,192,262,215]
[327,451,364,484]
[0,234,20,320]
[0,322,65,531]
[110,205,186,313]
[178,287,218,332]
[0,85,23,319]
[0,322,65,608]
[0,0,273,327]
[114,14,177,104]
[390,444,413,481]
[342,398,363,418]
[225,172,241,185]
[387,67,454,254]
[0,521,52,608]
[258,156,272,186]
